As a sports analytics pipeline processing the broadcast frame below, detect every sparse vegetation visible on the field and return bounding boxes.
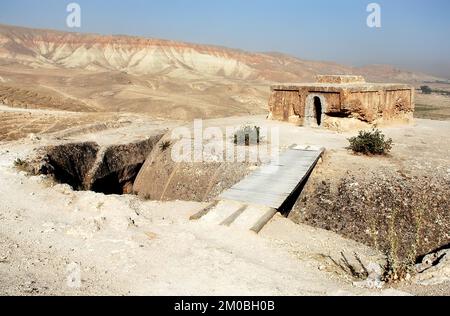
[293,169,450,284]
[13,158,29,172]
[348,129,393,155]
[382,254,415,283]
[415,104,450,121]
[159,140,172,152]
[233,125,261,146]
[326,252,369,281]
[431,89,450,97]
[419,85,450,96]
[381,208,416,283]
[420,85,432,95]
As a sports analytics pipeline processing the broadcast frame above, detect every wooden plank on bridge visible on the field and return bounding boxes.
[219,147,324,209]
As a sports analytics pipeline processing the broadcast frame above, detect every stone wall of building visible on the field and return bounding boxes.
[268,76,415,130]
[316,75,366,84]
[268,89,302,124]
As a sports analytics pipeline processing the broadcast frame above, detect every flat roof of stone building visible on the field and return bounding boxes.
[271,75,413,93]
[316,75,366,84]
[271,82,412,93]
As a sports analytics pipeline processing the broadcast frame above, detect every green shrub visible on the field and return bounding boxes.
[233,125,261,146]
[348,129,393,155]
[420,85,432,95]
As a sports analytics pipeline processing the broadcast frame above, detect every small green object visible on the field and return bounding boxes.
[348,128,393,155]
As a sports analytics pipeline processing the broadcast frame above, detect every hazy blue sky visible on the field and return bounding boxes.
[1,0,449,78]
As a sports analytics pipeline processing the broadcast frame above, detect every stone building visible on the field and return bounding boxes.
[268,75,415,130]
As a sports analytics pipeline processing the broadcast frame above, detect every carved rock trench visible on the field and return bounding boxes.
[40,134,164,195]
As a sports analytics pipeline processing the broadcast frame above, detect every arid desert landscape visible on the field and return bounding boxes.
[0,23,450,296]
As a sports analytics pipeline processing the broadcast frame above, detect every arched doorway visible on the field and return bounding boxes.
[313,97,322,126]
[305,94,325,127]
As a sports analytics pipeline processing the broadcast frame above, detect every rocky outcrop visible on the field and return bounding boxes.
[88,138,162,194]
[43,142,99,190]
[290,167,450,265]
[29,131,252,200]
[133,136,254,202]
[415,248,450,286]
[38,134,164,194]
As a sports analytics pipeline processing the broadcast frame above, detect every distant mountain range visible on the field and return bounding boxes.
[0,24,445,120]
[0,24,443,84]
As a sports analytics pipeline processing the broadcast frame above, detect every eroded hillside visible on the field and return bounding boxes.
[0,24,445,122]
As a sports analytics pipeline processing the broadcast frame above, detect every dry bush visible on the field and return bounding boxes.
[159,140,172,152]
